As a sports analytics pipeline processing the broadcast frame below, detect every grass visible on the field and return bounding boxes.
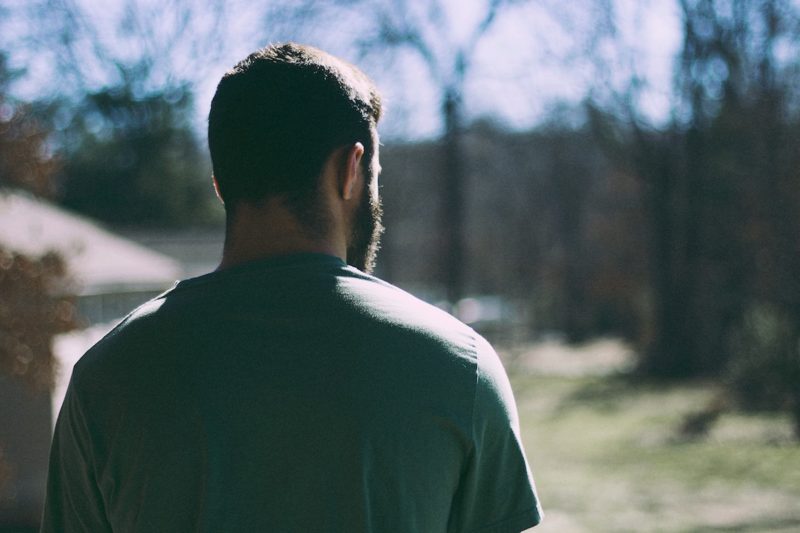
[510,372,800,532]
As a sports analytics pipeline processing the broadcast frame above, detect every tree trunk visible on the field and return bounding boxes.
[639,134,699,378]
[441,88,466,305]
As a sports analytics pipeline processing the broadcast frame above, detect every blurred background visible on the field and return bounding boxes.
[1,0,799,531]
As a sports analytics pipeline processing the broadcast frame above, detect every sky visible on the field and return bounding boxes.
[195,0,683,139]
[2,0,683,141]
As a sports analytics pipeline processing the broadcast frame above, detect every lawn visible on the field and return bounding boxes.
[506,341,800,532]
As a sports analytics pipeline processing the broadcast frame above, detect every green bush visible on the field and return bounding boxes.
[726,304,800,437]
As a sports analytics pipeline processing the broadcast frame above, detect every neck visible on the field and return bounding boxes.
[217,199,345,271]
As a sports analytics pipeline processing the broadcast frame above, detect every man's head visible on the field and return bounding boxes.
[208,43,384,271]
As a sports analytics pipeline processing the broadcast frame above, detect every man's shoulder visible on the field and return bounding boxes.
[337,269,479,346]
[69,295,173,389]
[70,265,491,388]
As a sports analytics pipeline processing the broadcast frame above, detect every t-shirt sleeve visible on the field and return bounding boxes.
[40,380,112,533]
[448,336,543,533]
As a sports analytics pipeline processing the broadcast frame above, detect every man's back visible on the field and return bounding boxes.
[43,254,541,532]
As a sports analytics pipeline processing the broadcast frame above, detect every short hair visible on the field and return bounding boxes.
[208,43,382,222]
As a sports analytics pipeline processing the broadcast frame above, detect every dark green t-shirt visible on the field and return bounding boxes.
[42,254,542,532]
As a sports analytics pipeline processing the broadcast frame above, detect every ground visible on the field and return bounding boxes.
[504,339,800,533]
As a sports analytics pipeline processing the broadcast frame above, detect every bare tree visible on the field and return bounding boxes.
[3,0,232,96]
[589,0,800,402]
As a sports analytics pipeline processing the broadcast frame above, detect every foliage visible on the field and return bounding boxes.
[0,248,79,391]
[588,0,800,386]
[56,83,221,227]
[1,49,219,229]
[0,53,59,198]
[0,104,57,199]
[2,0,226,228]
[726,305,800,436]
[0,51,80,392]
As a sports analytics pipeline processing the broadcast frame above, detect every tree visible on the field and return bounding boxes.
[5,0,231,99]
[590,0,800,435]
[57,82,219,227]
[0,53,58,198]
[0,1,240,228]
[0,51,81,519]
[656,0,800,379]
[0,50,79,392]
[0,249,78,391]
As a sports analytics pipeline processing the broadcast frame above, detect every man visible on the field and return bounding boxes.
[42,43,542,532]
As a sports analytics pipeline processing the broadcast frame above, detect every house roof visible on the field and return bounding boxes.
[0,190,183,294]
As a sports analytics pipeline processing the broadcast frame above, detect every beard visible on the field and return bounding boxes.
[346,180,384,274]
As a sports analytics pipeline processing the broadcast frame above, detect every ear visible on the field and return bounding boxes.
[212,175,224,205]
[341,142,365,201]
